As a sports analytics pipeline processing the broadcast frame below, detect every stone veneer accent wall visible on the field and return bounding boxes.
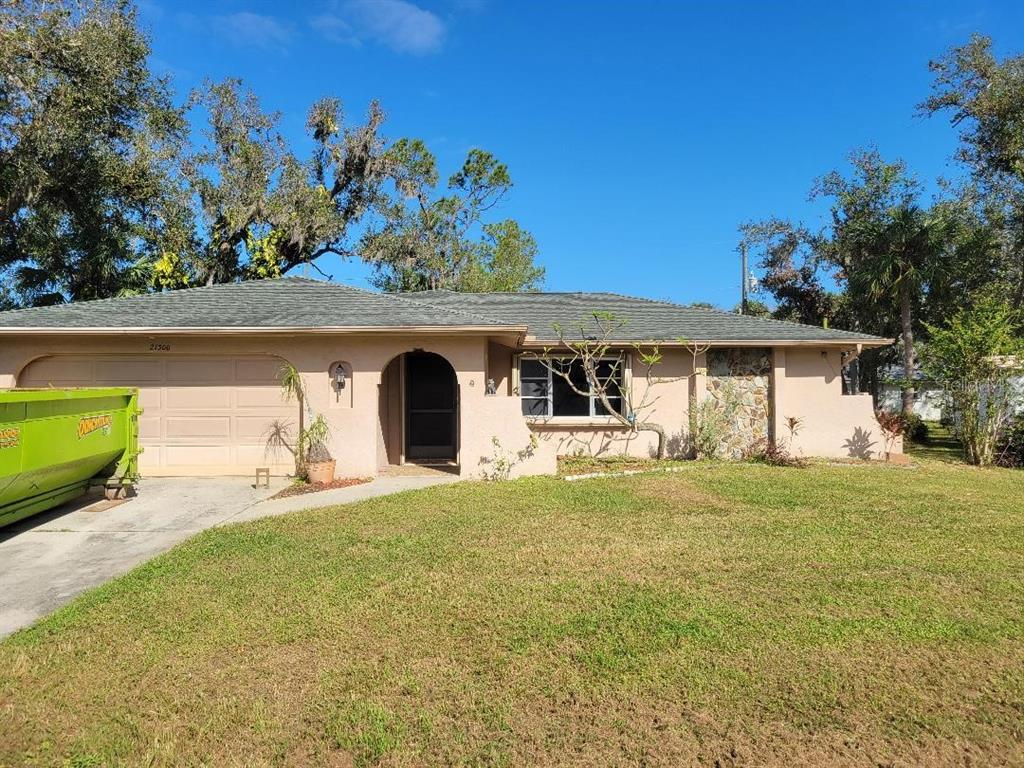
[707,347,772,458]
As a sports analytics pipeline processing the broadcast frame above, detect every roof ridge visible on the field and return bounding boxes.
[360,287,507,326]
[402,290,628,297]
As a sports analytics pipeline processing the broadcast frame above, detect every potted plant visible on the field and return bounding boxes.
[303,414,335,484]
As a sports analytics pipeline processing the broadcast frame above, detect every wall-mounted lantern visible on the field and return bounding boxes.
[333,364,347,390]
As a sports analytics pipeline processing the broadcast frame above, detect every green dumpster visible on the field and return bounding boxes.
[0,388,141,529]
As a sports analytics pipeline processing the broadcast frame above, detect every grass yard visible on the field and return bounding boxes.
[2,460,1023,767]
[907,422,965,463]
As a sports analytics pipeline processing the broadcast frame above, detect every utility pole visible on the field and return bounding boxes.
[739,243,749,315]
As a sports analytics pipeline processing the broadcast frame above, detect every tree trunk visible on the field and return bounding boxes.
[636,421,667,459]
[296,392,306,475]
[899,284,916,417]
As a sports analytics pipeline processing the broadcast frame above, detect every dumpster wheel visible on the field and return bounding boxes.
[104,485,128,501]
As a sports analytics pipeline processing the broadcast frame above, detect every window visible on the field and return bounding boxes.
[519,357,625,418]
[841,355,860,396]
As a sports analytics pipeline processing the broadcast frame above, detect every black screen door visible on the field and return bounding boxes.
[405,352,457,461]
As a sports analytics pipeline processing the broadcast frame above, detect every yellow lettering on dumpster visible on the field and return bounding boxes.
[0,427,19,448]
[78,414,112,439]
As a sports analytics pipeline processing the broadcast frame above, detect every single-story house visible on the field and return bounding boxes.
[0,277,896,478]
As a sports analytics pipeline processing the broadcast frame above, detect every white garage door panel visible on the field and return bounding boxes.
[165,417,231,438]
[96,359,164,382]
[165,386,232,410]
[138,416,162,439]
[166,359,235,382]
[237,358,281,381]
[236,387,286,408]
[19,355,295,476]
[138,389,162,410]
[27,358,95,383]
[236,415,288,439]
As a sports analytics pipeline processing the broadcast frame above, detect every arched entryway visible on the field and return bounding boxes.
[379,351,459,468]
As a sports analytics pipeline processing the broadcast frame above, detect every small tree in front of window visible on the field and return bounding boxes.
[524,311,707,460]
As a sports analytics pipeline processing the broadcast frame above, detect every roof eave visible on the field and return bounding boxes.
[0,324,528,336]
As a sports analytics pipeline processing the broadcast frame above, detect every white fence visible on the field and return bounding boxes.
[879,377,1024,422]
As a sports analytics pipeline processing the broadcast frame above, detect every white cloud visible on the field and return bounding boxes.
[314,0,446,55]
[309,13,361,47]
[214,12,294,52]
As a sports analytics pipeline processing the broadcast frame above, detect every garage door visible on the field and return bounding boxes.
[19,355,296,476]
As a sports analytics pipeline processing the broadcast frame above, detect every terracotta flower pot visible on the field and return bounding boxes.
[306,459,336,484]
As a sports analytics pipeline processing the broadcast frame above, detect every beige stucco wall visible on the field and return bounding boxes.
[524,348,699,459]
[487,341,515,396]
[0,332,559,479]
[773,347,900,459]
[0,333,897,478]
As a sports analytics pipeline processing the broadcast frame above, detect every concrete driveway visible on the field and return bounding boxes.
[0,473,456,638]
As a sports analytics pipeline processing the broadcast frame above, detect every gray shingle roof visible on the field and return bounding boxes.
[0,278,509,330]
[399,290,888,344]
[0,278,888,344]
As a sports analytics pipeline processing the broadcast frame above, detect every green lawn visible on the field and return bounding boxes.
[907,421,964,463]
[2,460,1023,767]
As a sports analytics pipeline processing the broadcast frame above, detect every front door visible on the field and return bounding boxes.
[405,352,457,461]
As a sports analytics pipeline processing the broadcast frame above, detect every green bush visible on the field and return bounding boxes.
[904,414,929,443]
[922,298,1023,466]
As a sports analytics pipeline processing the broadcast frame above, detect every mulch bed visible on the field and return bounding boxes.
[268,477,372,500]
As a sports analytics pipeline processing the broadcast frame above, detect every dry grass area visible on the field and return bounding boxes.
[557,454,690,476]
[2,459,1023,767]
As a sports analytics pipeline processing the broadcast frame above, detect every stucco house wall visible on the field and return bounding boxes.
[0,332,558,479]
[773,347,899,459]
[0,334,898,477]
[518,347,698,459]
[0,276,901,476]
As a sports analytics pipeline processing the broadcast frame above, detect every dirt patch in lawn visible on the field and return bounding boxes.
[626,472,743,513]
[269,477,372,500]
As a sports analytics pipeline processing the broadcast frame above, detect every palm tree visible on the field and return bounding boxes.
[847,205,946,416]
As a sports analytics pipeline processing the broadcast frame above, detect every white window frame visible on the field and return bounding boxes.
[516,354,629,419]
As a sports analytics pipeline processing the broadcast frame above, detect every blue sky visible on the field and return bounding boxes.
[138,0,1024,307]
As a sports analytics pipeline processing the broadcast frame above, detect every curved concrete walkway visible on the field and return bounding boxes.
[0,474,457,638]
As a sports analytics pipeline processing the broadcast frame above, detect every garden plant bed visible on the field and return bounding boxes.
[2,458,1021,766]
[268,477,372,500]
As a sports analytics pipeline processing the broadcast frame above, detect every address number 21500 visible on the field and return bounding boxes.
[148,343,171,352]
